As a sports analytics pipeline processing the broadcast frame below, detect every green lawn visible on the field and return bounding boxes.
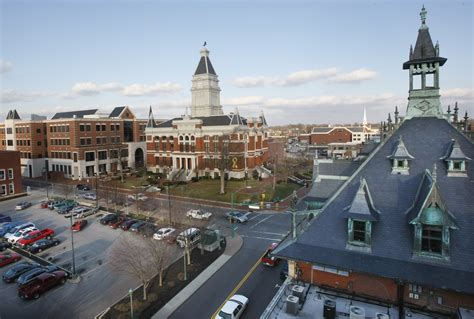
[169,179,302,204]
[107,176,149,189]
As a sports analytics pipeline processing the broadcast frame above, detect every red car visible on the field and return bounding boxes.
[18,270,68,300]
[0,253,21,267]
[17,229,55,248]
[71,220,88,232]
[109,217,126,229]
[261,243,280,267]
[40,201,51,209]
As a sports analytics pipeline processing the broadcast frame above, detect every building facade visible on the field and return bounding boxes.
[0,150,23,197]
[146,48,269,180]
[276,7,474,317]
[0,107,147,179]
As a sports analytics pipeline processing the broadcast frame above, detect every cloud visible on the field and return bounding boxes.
[0,89,54,103]
[232,67,376,88]
[0,60,13,73]
[222,96,266,106]
[100,82,124,92]
[329,68,377,83]
[441,88,474,100]
[122,82,182,96]
[72,82,101,96]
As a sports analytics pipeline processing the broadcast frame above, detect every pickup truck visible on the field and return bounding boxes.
[17,229,55,248]
[186,209,213,220]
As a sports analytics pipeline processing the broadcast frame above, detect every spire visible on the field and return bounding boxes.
[447,105,451,114]
[194,47,216,75]
[362,108,368,126]
[394,106,399,124]
[454,102,459,122]
[387,113,392,124]
[146,106,158,128]
[464,111,469,132]
[260,110,268,126]
[419,5,428,30]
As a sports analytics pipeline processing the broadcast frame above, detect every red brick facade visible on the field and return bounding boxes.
[0,150,23,196]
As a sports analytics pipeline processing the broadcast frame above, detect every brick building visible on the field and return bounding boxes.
[146,47,269,180]
[0,106,147,179]
[275,7,474,317]
[0,150,23,197]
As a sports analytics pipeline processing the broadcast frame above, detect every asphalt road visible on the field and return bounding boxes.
[170,212,291,319]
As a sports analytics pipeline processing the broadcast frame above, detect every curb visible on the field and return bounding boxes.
[152,235,243,319]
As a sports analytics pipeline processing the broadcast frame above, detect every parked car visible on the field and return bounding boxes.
[129,220,146,232]
[26,238,60,254]
[17,229,55,248]
[7,227,39,244]
[48,200,63,210]
[17,265,59,287]
[2,222,35,239]
[186,209,213,220]
[176,228,201,248]
[99,214,118,225]
[0,214,12,223]
[57,204,76,214]
[153,227,176,240]
[0,242,11,252]
[76,184,90,191]
[2,262,39,283]
[261,242,280,267]
[0,253,21,267]
[15,202,32,211]
[109,217,126,229]
[127,193,148,201]
[0,221,26,237]
[71,220,88,232]
[225,211,250,223]
[76,208,98,219]
[120,219,138,231]
[138,223,157,238]
[82,193,97,200]
[217,294,249,319]
[18,270,68,299]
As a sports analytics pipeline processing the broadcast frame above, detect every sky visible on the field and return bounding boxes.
[0,0,473,125]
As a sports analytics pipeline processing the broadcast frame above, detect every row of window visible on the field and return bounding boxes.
[50,139,70,146]
[49,125,70,133]
[50,152,72,160]
[20,152,32,159]
[0,183,15,196]
[51,164,72,175]
[15,139,31,146]
[0,169,14,180]
[79,124,121,132]
[15,127,30,134]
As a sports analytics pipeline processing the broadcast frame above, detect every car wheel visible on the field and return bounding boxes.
[60,278,66,284]
[33,292,40,299]
[38,248,43,253]
[54,242,59,246]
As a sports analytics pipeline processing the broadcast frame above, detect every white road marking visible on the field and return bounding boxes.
[248,230,287,237]
[248,214,261,222]
[250,215,273,229]
[241,235,281,241]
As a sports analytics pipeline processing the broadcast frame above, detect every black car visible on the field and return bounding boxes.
[138,223,157,237]
[27,238,60,254]
[0,242,10,252]
[99,214,118,225]
[120,219,138,231]
[76,184,91,191]
[2,262,40,283]
[129,221,146,232]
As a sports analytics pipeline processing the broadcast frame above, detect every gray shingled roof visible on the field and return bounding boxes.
[195,56,216,75]
[278,117,474,294]
[51,109,98,119]
[343,178,380,222]
[312,127,333,133]
[109,106,126,118]
[403,28,446,69]
[388,136,414,160]
[306,179,346,202]
[155,115,247,128]
[317,160,361,176]
[441,139,471,161]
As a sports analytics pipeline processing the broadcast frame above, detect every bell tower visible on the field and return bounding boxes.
[190,47,223,117]
[403,6,447,119]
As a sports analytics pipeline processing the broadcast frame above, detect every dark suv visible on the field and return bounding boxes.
[99,214,118,225]
[18,270,68,299]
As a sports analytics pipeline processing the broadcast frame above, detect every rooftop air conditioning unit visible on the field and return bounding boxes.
[286,295,299,315]
[376,314,390,319]
[349,306,365,319]
[292,285,304,301]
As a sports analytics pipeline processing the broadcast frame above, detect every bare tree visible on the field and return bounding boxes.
[56,183,73,199]
[109,235,173,300]
[219,135,231,195]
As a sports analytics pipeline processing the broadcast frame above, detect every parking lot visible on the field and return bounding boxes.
[0,190,183,319]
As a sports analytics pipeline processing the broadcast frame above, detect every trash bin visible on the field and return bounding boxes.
[323,300,336,319]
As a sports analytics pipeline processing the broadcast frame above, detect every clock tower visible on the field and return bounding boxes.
[403,6,447,119]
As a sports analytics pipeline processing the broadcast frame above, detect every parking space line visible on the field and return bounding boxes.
[248,230,287,237]
[241,235,282,241]
[249,215,273,229]
[248,213,262,222]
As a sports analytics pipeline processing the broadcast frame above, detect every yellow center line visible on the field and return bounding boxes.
[211,251,267,319]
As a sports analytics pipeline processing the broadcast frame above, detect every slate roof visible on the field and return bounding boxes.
[388,136,414,160]
[5,109,21,120]
[109,106,126,118]
[194,56,216,75]
[318,160,361,176]
[156,115,247,128]
[441,139,471,161]
[306,179,346,202]
[403,26,446,69]
[312,127,333,133]
[343,178,380,222]
[51,109,98,119]
[277,117,474,294]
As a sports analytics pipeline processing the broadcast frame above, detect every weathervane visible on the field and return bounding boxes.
[420,5,427,26]
[203,41,207,47]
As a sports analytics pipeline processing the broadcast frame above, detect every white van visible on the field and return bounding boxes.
[176,228,201,248]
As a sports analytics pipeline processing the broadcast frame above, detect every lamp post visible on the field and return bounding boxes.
[95,173,99,208]
[166,185,171,225]
[68,214,76,276]
[43,167,49,199]
[129,288,134,319]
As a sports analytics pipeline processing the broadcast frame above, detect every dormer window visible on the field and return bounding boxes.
[344,178,380,253]
[421,223,442,254]
[388,136,414,175]
[441,139,470,177]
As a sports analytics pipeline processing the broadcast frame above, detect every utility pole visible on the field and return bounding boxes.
[95,173,99,208]
[129,288,134,319]
[183,236,188,281]
[166,185,172,225]
[69,215,76,276]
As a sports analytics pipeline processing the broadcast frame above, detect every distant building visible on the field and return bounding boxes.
[327,141,363,159]
[145,47,269,180]
[275,7,474,316]
[0,150,22,197]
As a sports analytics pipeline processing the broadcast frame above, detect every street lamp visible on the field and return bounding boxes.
[166,185,171,225]
[68,215,76,276]
[129,288,134,319]
[94,173,99,208]
[43,166,49,199]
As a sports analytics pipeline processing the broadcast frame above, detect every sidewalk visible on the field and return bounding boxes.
[152,235,243,319]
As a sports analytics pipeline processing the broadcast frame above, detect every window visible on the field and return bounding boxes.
[397,160,404,168]
[85,152,95,162]
[80,124,85,132]
[353,220,366,242]
[9,183,14,194]
[8,168,13,179]
[205,142,210,153]
[37,141,41,146]
[421,225,442,254]
[453,161,461,170]
[86,124,91,131]
[36,128,41,133]
[0,185,6,196]
[101,124,106,131]
[0,169,5,180]
[73,153,78,162]
[96,124,101,131]
[7,140,13,146]
[98,150,107,160]
[111,124,115,131]
[6,128,12,134]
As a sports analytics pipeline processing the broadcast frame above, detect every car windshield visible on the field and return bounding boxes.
[218,311,232,319]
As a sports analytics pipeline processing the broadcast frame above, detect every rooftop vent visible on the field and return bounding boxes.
[286,295,299,315]
[350,306,365,319]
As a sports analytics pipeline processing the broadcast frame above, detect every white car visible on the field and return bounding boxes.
[186,209,213,220]
[82,193,97,200]
[217,294,249,319]
[153,227,176,240]
[127,193,148,202]
[7,227,39,244]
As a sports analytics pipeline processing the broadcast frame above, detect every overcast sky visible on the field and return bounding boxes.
[1,0,472,125]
